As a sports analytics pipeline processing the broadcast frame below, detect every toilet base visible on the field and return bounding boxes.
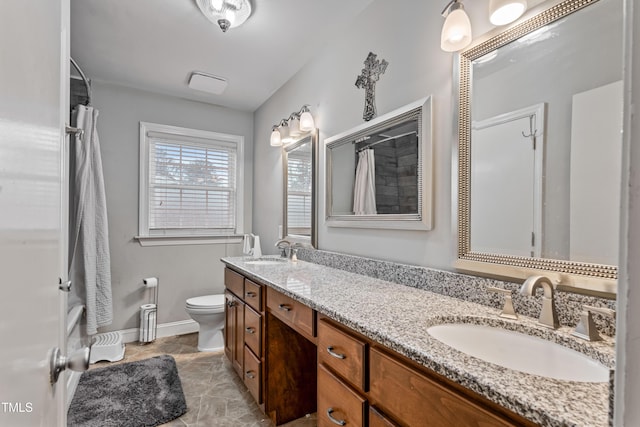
[196,325,224,352]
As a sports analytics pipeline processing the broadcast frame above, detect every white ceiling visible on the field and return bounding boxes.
[70,0,374,112]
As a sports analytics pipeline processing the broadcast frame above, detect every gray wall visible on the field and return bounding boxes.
[253,0,492,269]
[92,81,253,331]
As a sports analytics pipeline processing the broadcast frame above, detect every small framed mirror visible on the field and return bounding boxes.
[325,97,433,230]
[455,0,622,296]
[283,130,318,247]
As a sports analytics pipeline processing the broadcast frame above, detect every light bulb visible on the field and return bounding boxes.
[441,5,472,52]
[289,116,301,137]
[299,111,315,132]
[489,0,527,26]
[279,125,292,144]
[270,129,282,147]
[225,9,236,26]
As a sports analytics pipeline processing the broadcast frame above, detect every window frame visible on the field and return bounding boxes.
[137,122,244,246]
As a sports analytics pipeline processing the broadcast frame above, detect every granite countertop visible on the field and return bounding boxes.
[221,256,615,427]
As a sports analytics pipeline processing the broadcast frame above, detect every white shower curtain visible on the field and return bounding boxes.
[353,148,377,215]
[69,105,113,335]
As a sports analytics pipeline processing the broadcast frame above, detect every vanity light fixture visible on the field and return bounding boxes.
[195,0,252,33]
[270,105,315,148]
[489,0,528,26]
[441,0,472,52]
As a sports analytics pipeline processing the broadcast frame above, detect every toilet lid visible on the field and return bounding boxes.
[186,294,225,309]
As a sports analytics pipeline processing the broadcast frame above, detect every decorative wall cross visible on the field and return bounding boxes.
[355,52,389,122]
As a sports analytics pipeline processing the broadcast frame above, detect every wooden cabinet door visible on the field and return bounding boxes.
[233,298,245,376]
[224,291,245,377]
[224,291,235,364]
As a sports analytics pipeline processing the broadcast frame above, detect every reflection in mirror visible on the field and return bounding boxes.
[456,0,622,295]
[283,130,317,247]
[326,97,432,230]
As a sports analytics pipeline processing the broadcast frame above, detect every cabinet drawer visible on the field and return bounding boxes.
[369,348,514,427]
[243,345,262,404]
[244,305,262,356]
[317,364,366,427]
[224,268,244,298]
[318,319,367,391]
[244,279,263,312]
[266,287,315,340]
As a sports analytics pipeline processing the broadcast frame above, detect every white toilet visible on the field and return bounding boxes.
[185,294,226,352]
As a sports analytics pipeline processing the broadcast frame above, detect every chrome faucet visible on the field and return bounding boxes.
[274,239,303,261]
[520,275,559,329]
[274,239,291,258]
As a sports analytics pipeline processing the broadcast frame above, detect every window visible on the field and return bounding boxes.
[138,122,244,245]
[286,150,312,236]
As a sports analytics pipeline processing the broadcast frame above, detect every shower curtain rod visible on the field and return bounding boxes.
[70,57,92,106]
[355,130,417,152]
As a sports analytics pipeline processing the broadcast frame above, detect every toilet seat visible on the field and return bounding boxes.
[186,294,225,309]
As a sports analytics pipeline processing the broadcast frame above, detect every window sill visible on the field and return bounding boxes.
[135,235,243,247]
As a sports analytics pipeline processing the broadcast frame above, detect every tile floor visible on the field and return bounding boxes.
[90,334,317,427]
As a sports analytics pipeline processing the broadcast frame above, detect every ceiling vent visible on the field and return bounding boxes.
[188,72,228,95]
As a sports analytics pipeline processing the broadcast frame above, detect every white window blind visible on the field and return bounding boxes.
[139,122,244,242]
[287,152,312,233]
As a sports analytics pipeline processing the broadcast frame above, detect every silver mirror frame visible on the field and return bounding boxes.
[454,0,617,297]
[325,96,433,230]
[283,129,318,248]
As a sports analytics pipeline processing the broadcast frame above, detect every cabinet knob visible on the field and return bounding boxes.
[245,371,256,379]
[246,291,257,298]
[326,408,346,426]
[245,327,256,334]
[278,304,292,312]
[227,300,235,308]
[327,346,346,360]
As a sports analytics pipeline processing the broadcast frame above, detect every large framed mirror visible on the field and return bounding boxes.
[325,97,433,230]
[283,130,318,247]
[455,0,622,296]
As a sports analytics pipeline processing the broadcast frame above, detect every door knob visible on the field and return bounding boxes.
[49,346,91,384]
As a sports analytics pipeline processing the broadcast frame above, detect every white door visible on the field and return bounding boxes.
[471,104,545,258]
[0,0,69,426]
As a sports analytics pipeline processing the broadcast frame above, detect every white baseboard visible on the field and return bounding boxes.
[118,319,199,344]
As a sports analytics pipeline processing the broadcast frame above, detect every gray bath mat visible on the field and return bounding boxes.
[68,354,187,427]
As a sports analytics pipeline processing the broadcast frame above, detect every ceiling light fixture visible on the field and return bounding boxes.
[440,0,472,52]
[270,105,316,148]
[196,0,252,33]
[489,0,528,26]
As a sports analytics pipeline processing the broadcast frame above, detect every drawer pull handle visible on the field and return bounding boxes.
[227,300,235,308]
[327,346,346,359]
[245,371,256,379]
[278,304,292,312]
[326,408,346,426]
[245,327,256,334]
[246,291,257,298]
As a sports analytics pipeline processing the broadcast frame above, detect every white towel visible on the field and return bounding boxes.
[69,105,113,335]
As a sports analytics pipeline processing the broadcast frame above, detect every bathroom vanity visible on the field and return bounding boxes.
[221,256,614,426]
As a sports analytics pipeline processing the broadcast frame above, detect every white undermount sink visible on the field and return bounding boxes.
[243,258,288,266]
[427,323,610,383]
